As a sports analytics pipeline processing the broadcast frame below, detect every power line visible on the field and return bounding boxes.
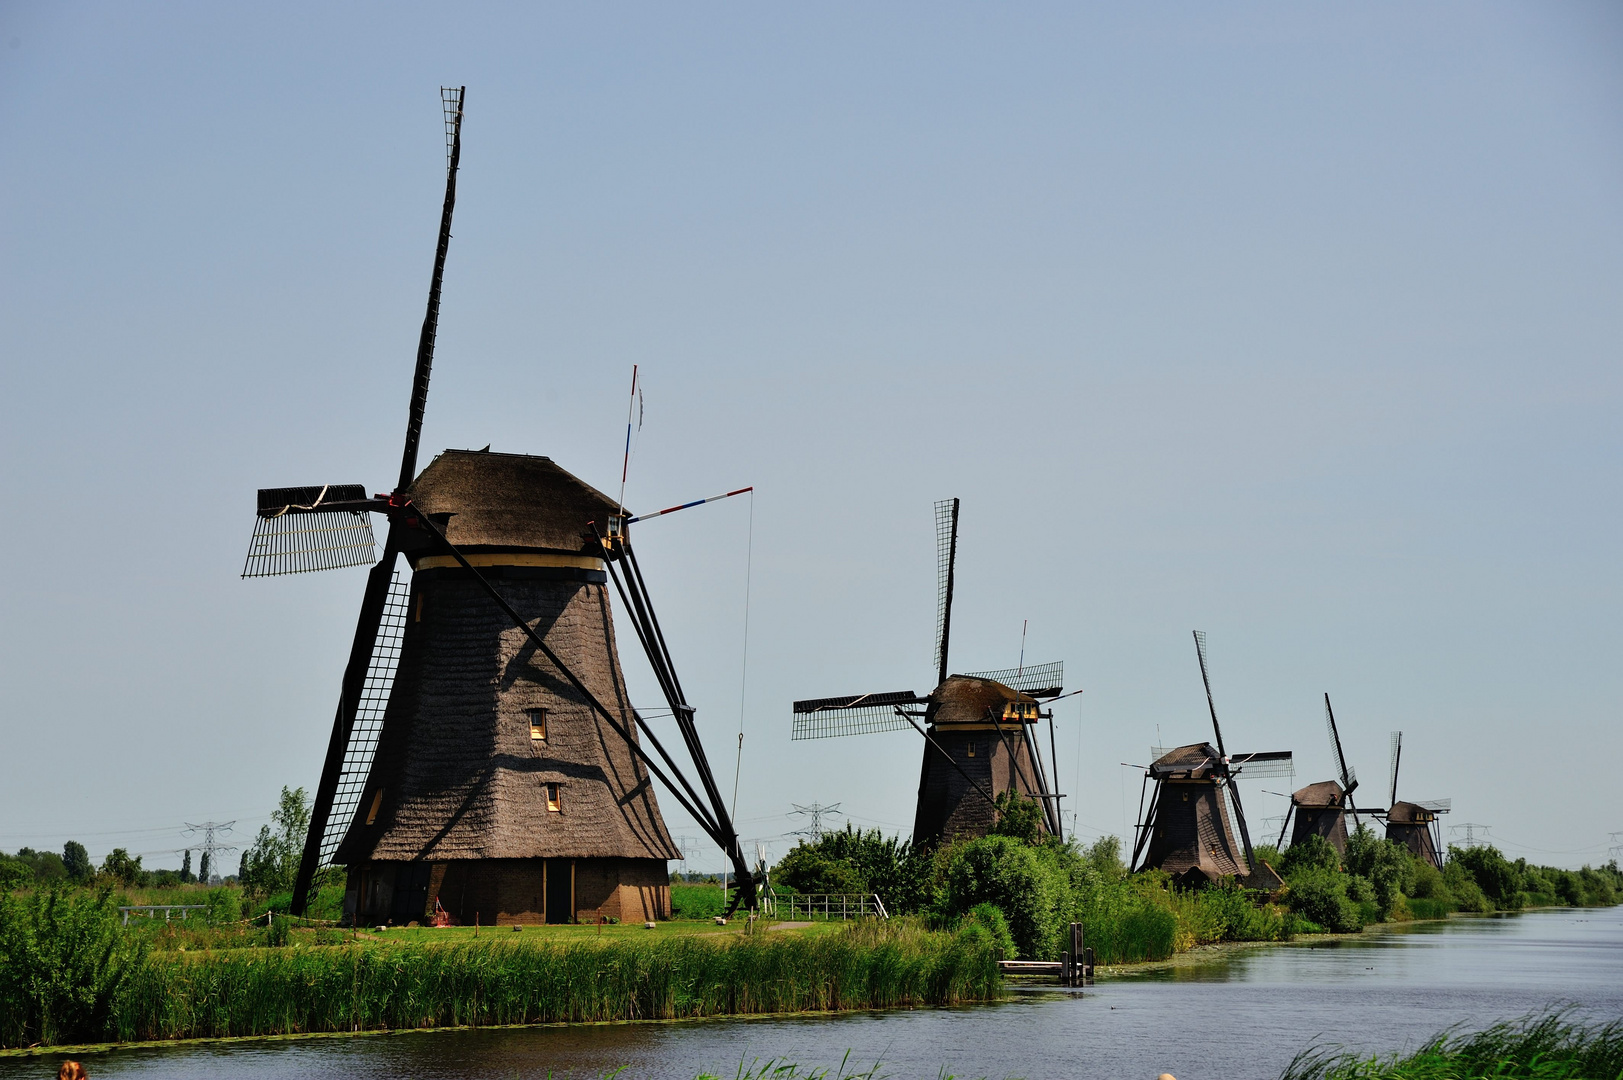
[788,802,842,841]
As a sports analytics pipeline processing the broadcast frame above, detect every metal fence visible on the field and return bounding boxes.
[767,892,888,921]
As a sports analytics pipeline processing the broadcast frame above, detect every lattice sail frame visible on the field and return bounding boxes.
[441,87,463,172]
[242,484,377,577]
[791,691,924,740]
[1149,747,1295,779]
[1325,697,1357,791]
[933,499,955,676]
[318,568,411,865]
[963,661,1063,698]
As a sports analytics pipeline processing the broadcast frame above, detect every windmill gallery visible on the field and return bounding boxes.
[248,90,1461,927]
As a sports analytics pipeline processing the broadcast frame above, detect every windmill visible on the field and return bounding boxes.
[1383,731,1451,868]
[1278,694,1376,854]
[243,89,755,925]
[791,498,1067,847]
[1129,632,1293,887]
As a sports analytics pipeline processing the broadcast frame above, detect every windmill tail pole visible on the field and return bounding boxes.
[290,533,402,916]
[624,486,752,525]
[398,86,465,492]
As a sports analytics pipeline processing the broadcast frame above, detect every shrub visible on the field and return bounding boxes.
[1408,858,1447,901]
[1281,835,1341,878]
[1449,845,1522,909]
[1442,860,1493,914]
[956,902,1016,960]
[0,886,147,1046]
[770,826,933,913]
[988,790,1044,845]
[0,857,32,892]
[1284,869,1361,933]
[1344,827,1410,921]
[936,835,1069,959]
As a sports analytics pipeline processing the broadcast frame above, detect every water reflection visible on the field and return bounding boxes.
[6,907,1618,1080]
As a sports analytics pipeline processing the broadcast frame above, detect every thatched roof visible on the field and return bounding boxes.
[407,450,620,556]
[1291,780,1345,808]
[1385,800,1434,824]
[927,676,1036,725]
[1149,742,1220,779]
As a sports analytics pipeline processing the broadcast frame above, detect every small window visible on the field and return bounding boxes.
[366,789,385,825]
[546,783,562,812]
[966,742,977,757]
[528,709,548,742]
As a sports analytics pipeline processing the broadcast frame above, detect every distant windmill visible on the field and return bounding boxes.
[1278,694,1375,854]
[791,499,1067,846]
[1383,731,1451,868]
[1130,632,1293,887]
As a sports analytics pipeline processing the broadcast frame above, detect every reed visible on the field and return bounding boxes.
[1279,1012,1623,1080]
[98,920,999,1046]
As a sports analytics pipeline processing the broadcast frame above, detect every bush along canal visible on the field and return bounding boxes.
[0,898,999,1049]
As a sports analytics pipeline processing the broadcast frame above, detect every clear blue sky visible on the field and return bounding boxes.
[1,3,1619,872]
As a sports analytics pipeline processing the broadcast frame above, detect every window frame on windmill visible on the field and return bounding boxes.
[528,708,548,743]
[546,782,562,813]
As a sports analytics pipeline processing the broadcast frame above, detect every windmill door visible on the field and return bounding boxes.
[390,863,432,924]
[545,858,574,924]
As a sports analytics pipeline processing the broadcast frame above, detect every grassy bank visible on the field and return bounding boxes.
[1282,1012,1623,1080]
[0,895,998,1049]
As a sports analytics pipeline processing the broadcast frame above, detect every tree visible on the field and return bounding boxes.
[240,786,311,896]
[0,856,31,892]
[198,851,211,885]
[61,842,92,884]
[1450,845,1522,909]
[11,849,66,884]
[1281,835,1341,878]
[1344,825,1411,920]
[99,849,143,887]
[179,850,194,884]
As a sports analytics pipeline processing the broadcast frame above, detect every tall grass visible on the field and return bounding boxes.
[94,920,998,1046]
[1280,1012,1623,1080]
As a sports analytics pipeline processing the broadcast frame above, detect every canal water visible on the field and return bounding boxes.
[6,905,1620,1080]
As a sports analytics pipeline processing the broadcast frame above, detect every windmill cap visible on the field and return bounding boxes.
[1386,800,1433,823]
[928,675,1038,724]
[1291,780,1346,806]
[1149,742,1221,778]
[406,450,621,557]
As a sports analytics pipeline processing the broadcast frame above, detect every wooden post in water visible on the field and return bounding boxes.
[1063,922,1085,986]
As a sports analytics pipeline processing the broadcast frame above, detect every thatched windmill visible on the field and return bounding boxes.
[1129,632,1293,887]
[1278,694,1372,854]
[1383,731,1450,868]
[791,499,1067,846]
[242,89,753,925]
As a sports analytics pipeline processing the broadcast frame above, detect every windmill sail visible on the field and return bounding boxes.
[243,485,377,577]
[934,498,958,685]
[317,569,411,865]
[791,690,924,739]
[1389,730,1403,806]
[1324,694,1357,796]
[964,661,1063,699]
